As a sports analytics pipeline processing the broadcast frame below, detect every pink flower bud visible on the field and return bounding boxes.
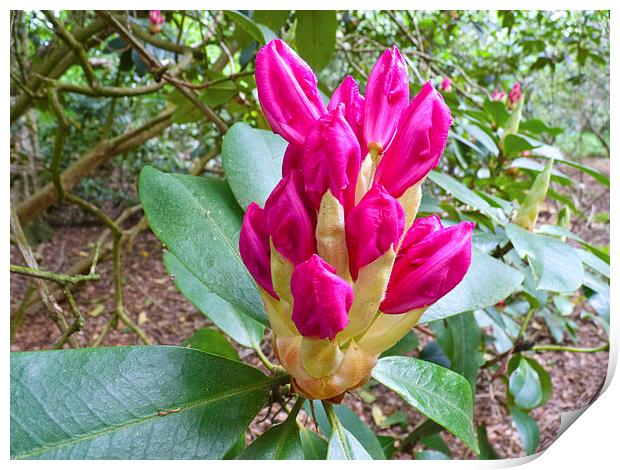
[508,82,522,106]
[149,10,164,26]
[282,143,303,176]
[239,203,277,298]
[256,39,327,145]
[381,217,474,314]
[491,89,507,102]
[328,75,365,142]
[265,171,316,265]
[375,82,452,198]
[291,254,352,339]
[440,77,452,92]
[301,104,361,210]
[346,184,405,280]
[362,46,409,153]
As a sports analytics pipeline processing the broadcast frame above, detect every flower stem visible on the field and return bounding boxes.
[253,345,276,372]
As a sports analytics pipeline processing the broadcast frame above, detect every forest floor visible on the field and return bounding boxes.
[10,158,610,460]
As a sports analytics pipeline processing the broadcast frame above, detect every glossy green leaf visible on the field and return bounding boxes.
[300,428,328,460]
[477,425,499,460]
[502,134,536,157]
[434,312,482,391]
[377,436,396,459]
[224,10,276,45]
[509,357,543,409]
[416,450,450,460]
[463,123,499,155]
[509,406,540,455]
[418,341,451,368]
[421,249,524,323]
[253,10,290,31]
[221,123,287,210]
[11,346,277,459]
[182,327,239,360]
[237,417,303,459]
[577,248,610,278]
[307,401,385,459]
[223,433,246,459]
[139,167,268,327]
[506,223,584,292]
[326,412,372,460]
[508,355,552,407]
[483,98,510,127]
[420,433,451,456]
[372,357,479,453]
[295,11,338,71]
[164,252,264,349]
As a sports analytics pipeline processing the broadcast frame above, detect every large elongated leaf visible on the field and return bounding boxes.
[509,406,540,455]
[326,414,372,460]
[509,357,543,409]
[372,357,479,453]
[421,250,524,323]
[428,171,503,224]
[221,123,286,210]
[506,223,584,292]
[182,327,239,360]
[164,252,264,348]
[295,11,338,71]
[307,401,385,459]
[236,417,303,459]
[434,312,482,391]
[224,10,276,45]
[300,428,328,460]
[11,346,277,459]
[139,167,268,327]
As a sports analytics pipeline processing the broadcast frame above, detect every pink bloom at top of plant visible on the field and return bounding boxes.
[149,10,164,26]
[491,89,507,101]
[440,77,452,92]
[508,82,522,105]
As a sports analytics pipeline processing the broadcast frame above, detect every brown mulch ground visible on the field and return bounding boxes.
[10,157,610,460]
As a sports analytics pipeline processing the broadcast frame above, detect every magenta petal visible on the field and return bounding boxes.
[362,46,409,152]
[256,39,327,145]
[282,143,304,176]
[239,203,278,298]
[265,171,316,265]
[375,81,452,198]
[329,75,365,143]
[346,184,405,280]
[301,104,361,210]
[291,254,352,339]
[381,220,474,314]
[398,214,443,254]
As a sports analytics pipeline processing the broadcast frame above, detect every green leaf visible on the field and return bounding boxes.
[421,250,524,323]
[428,172,503,224]
[509,357,543,409]
[182,327,239,360]
[139,167,268,327]
[506,223,584,293]
[295,11,338,71]
[508,406,540,455]
[416,450,450,460]
[11,346,276,459]
[221,123,287,210]
[224,10,276,45]
[377,435,396,459]
[380,331,419,357]
[483,98,510,127]
[434,312,482,392]
[420,433,451,456]
[418,341,451,368]
[164,252,264,348]
[308,402,385,459]
[577,248,610,278]
[223,433,246,459]
[237,417,303,459]
[463,123,499,155]
[326,413,372,460]
[502,134,536,157]
[300,428,328,460]
[372,357,479,453]
[508,355,552,407]
[477,425,498,460]
[253,10,290,31]
[514,159,553,231]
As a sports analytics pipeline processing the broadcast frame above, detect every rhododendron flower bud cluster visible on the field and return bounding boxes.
[491,89,507,102]
[149,10,165,34]
[241,39,473,401]
[507,82,522,109]
[440,77,452,92]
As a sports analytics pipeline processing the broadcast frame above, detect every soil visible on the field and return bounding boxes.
[10,157,610,460]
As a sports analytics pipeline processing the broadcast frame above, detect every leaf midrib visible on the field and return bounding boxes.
[12,378,273,459]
